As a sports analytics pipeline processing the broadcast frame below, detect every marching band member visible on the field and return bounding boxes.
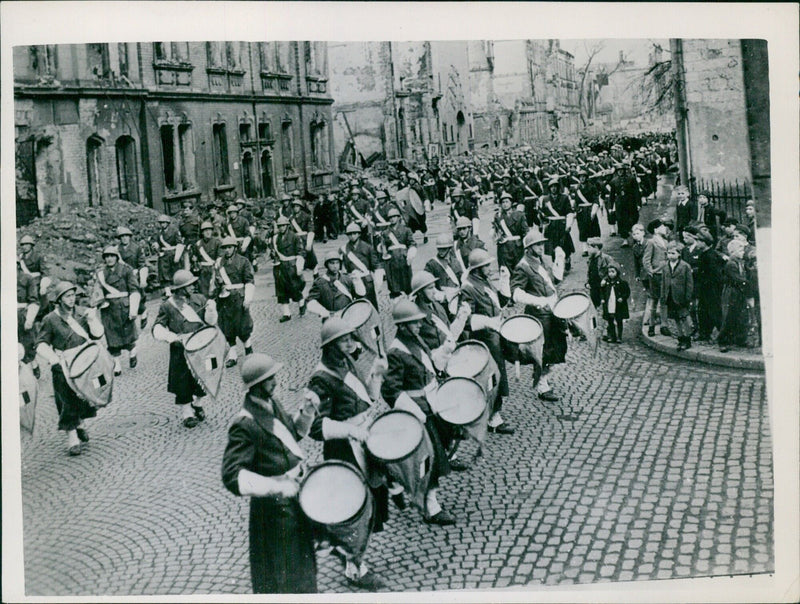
[271,216,308,322]
[290,197,318,274]
[92,246,141,374]
[17,261,41,378]
[425,234,463,315]
[382,299,457,525]
[116,226,149,327]
[224,203,257,267]
[307,318,388,591]
[452,216,486,278]
[214,237,255,367]
[460,249,515,435]
[178,199,202,247]
[153,269,218,428]
[541,177,576,274]
[494,191,528,272]
[510,229,566,403]
[406,172,429,244]
[381,207,416,298]
[306,252,362,319]
[192,221,221,298]
[154,214,187,291]
[222,353,318,594]
[36,281,106,456]
[19,233,51,319]
[340,222,384,310]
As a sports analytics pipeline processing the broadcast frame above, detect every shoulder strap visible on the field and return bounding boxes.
[168,296,203,324]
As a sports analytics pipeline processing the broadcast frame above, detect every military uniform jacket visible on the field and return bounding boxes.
[156,224,182,258]
[308,273,357,312]
[382,334,436,409]
[494,209,527,245]
[425,254,461,289]
[18,249,44,279]
[154,292,209,336]
[96,263,138,349]
[461,273,505,319]
[271,230,306,266]
[118,240,147,270]
[215,253,254,303]
[341,239,382,276]
[381,225,414,261]
[180,212,202,245]
[347,197,374,226]
[193,237,221,270]
[291,208,314,238]
[510,254,559,302]
[225,215,252,240]
[37,307,97,352]
[416,298,451,351]
[222,394,304,496]
[453,235,485,274]
[17,270,38,305]
[451,195,478,221]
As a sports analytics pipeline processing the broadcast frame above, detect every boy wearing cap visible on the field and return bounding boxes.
[192,222,221,297]
[153,270,218,427]
[214,237,256,366]
[660,242,694,351]
[222,353,318,594]
[585,237,614,308]
[92,246,141,373]
[36,281,106,455]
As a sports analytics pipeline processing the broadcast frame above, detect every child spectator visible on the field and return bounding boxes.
[630,224,647,291]
[660,241,694,351]
[695,231,726,342]
[717,239,750,352]
[600,264,630,343]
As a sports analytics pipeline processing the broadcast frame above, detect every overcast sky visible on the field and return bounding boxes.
[560,39,669,68]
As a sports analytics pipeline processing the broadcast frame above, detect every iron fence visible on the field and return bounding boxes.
[691,177,753,223]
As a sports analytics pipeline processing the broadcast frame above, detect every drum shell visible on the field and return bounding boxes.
[64,342,114,408]
[445,340,500,406]
[183,326,228,399]
[366,410,425,465]
[500,315,544,366]
[299,460,370,527]
[433,377,487,428]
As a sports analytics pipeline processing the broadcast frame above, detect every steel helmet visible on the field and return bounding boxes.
[455,217,471,230]
[240,353,283,389]
[276,216,291,227]
[376,190,388,200]
[467,248,493,271]
[451,186,464,197]
[219,236,238,248]
[320,317,355,347]
[116,226,133,237]
[102,245,121,258]
[392,299,427,324]
[226,204,239,214]
[157,214,171,223]
[435,233,454,248]
[50,281,77,303]
[345,222,362,235]
[523,228,548,248]
[410,271,438,297]
[20,235,35,246]
[500,191,513,201]
[200,221,214,231]
[387,207,401,219]
[324,251,341,266]
[172,269,198,289]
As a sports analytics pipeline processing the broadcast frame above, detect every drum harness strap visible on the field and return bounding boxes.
[159,234,177,253]
[271,235,298,265]
[497,216,520,244]
[428,312,452,340]
[321,274,353,301]
[345,248,370,278]
[386,231,407,252]
[217,264,245,290]
[452,242,468,275]
[348,203,371,227]
[518,258,558,308]
[196,243,216,267]
[97,269,129,299]
[431,257,460,288]
[168,297,204,325]
[291,218,306,236]
[388,339,437,398]
[236,408,305,479]
[18,257,40,278]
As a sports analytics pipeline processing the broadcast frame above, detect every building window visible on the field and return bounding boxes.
[258,121,272,142]
[116,135,139,203]
[118,43,129,77]
[30,45,58,77]
[155,42,190,64]
[212,123,230,185]
[442,123,447,142]
[160,122,195,194]
[87,135,104,206]
[239,122,252,144]
[281,120,294,174]
[261,149,274,197]
[207,42,226,69]
[241,151,255,198]
[310,120,329,170]
[87,43,110,79]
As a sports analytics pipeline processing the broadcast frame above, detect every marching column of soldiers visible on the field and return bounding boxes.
[19,135,687,593]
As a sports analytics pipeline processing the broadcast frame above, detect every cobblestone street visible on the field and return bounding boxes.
[18,194,773,596]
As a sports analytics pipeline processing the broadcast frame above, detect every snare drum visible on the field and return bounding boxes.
[553,291,598,354]
[500,314,544,367]
[367,410,433,511]
[64,342,115,408]
[433,377,491,444]
[446,340,500,406]
[299,460,373,559]
[184,325,228,399]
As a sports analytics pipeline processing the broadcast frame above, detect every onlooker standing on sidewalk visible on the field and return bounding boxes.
[660,241,694,351]
[642,218,671,336]
[695,232,726,342]
[673,186,696,236]
[585,237,614,308]
[717,239,750,352]
[630,223,648,292]
[600,264,630,343]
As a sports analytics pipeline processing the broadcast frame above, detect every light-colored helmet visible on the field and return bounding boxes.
[435,233,454,248]
[200,221,214,231]
[523,229,548,248]
[410,271,438,297]
[276,216,290,227]
[50,281,77,303]
[102,245,121,259]
[320,317,355,347]
[345,222,362,235]
[219,236,238,248]
[157,214,171,223]
[19,235,35,246]
[392,299,427,324]
[172,269,198,289]
[240,353,283,389]
[455,217,472,230]
[116,226,133,237]
[467,249,493,271]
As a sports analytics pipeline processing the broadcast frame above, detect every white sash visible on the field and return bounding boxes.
[484,285,500,312]
[390,338,436,376]
[498,217,519,241]
[226,223,238,240]
[432,257,460,287]
[97,269,129,299]
[62,311,91,342]
[520,257,556,296]
[576,189,590,205]
[346,249,370,276]
[429,312,452,338]
[349,203,368,224]
[291,219,306,236]
[315,362,373,405]
[169,297,203,324]
[197,243,215,266]
[387,231,406,251]
[271,236,297,263]
[323,275,353,301]
[238,407,305,460]
[159,234,175,252]
[453,243,468,274]
[18,258,40,277]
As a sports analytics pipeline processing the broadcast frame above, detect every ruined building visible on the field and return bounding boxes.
[14,42,335,224]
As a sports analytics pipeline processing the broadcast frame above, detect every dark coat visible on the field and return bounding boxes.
[271,230,306,303]
[308,273,357,312]
[192,237,221,297]
[494,209,527,271]
[381,225,415,295]
[600,277,630,320]
[453,235,486,274]
[96,262,139,349]
[661,259,694,308]
[425,254,462,289]
[155,224,184,284]
[675,201,697,233]
[221,394,316,594]
[215,252,255,343]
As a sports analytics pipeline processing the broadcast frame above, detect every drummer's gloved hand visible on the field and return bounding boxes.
[348,424,370,443]
[153,324,179,344]
[322,417,366,442]
[237,469,298,498]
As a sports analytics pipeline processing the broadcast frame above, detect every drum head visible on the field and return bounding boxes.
[341,300,374,329]
[68,343,100,379]
[501,315,543,344]
[446,341,489,378]
[435,378,485,425]
[184,326,217,352]
[367,411,423,462]
[553,293,592,320]
[299,462,367,525]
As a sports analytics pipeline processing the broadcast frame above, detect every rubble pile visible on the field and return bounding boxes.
[16,199,162,287]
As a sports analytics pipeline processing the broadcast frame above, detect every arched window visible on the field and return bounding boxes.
[241,151,255,198]
[115,135,139,203]
[281,118,295,174]
[261,149,274,197]
[86,134,104,206]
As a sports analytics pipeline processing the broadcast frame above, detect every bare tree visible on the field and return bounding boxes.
[577,41,625,128]
[637,42,673,115]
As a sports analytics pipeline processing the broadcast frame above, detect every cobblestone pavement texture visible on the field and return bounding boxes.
[19,178,773,596]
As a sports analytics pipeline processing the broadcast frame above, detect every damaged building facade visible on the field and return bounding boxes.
[329,41,475,169]
[14,41,335,223]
